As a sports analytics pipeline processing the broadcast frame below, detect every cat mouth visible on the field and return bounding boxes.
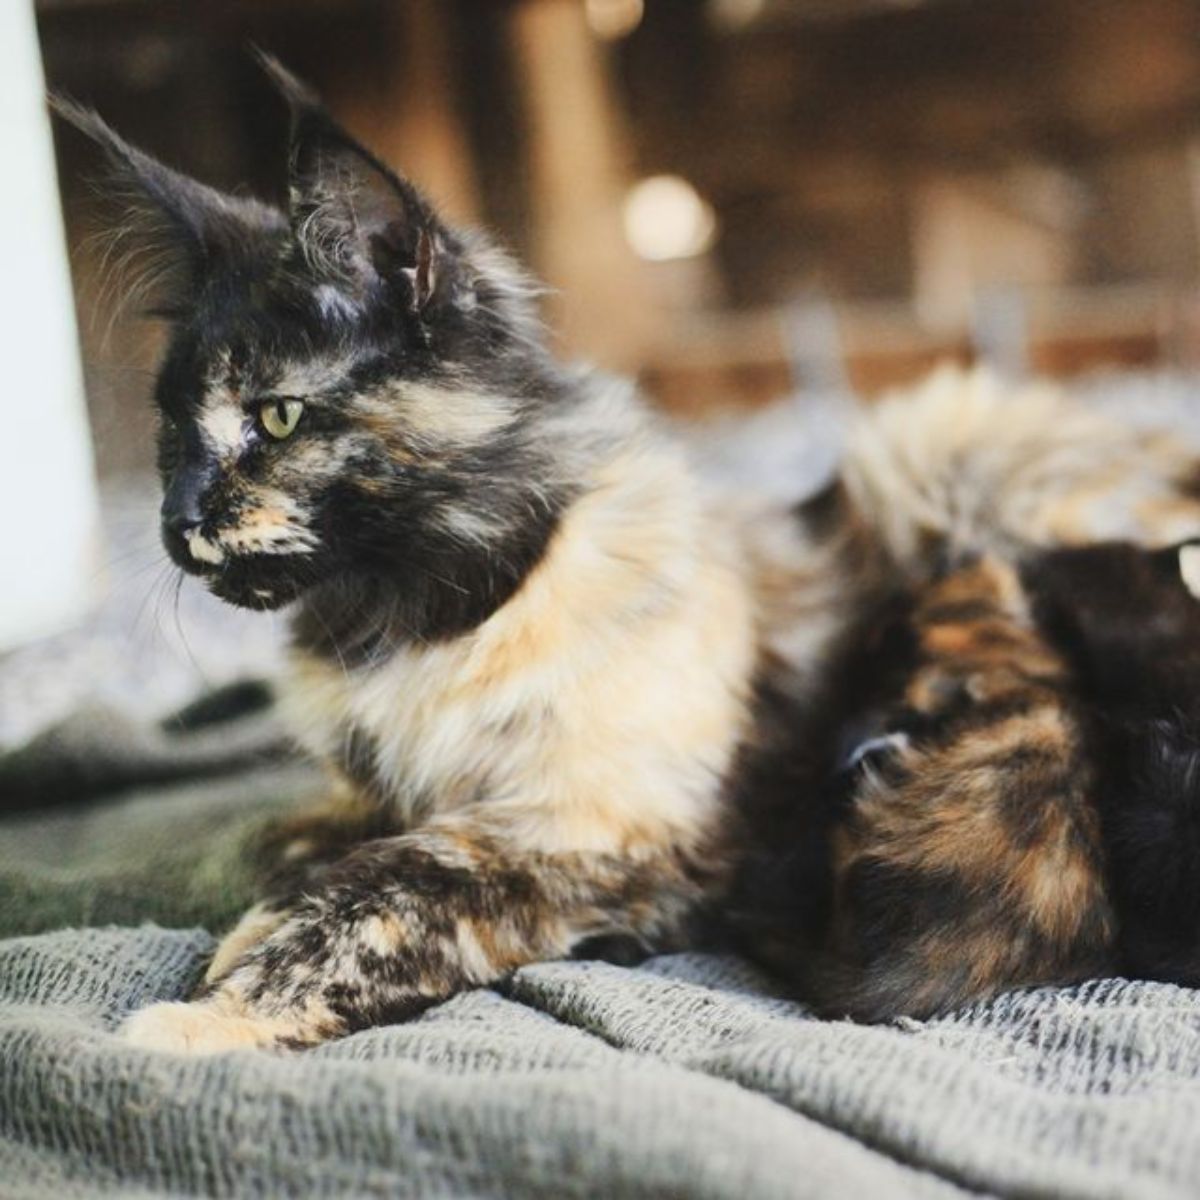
[162,524,322,610]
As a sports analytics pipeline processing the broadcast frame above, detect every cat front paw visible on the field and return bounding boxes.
[118,1000,284,1055]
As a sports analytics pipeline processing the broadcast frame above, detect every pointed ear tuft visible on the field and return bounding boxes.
[251,49,322,114]
[50,94,284,312]
[253,58,451,312]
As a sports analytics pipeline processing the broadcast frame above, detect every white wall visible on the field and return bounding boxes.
[0,0,101,650]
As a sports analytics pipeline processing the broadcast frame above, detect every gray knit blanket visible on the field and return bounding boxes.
[3,698,1200,1199]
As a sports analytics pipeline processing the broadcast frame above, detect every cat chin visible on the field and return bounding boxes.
[210,585,294,612]
[201,565,312,612]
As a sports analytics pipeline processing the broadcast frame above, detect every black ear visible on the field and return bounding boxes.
[49,95,285,312]
[255,53,447,311]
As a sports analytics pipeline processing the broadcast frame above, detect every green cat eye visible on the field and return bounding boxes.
[259,398,304,439]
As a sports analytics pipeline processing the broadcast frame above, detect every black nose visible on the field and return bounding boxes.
[161,469,208,537]
[163,511,199,539]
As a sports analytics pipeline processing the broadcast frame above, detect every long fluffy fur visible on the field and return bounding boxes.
[842,365,1200,572]
[55,69,1200,1051]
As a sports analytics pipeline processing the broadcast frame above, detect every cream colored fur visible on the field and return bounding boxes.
[282,384,759,858]
[843,366,1200,573]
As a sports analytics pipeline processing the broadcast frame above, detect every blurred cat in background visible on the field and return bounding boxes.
[735,537,1200,1019]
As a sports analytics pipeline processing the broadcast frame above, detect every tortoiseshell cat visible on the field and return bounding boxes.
[737,538,1200,1020]
[54,59,1200,1052]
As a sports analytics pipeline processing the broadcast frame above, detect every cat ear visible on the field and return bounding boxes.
[49,96,284,311]
[255,53,447,312]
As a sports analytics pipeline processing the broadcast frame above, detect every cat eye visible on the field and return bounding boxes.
[259,398,305,440]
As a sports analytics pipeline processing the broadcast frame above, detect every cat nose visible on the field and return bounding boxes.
[161,470,208,537]
[163,509,200,538]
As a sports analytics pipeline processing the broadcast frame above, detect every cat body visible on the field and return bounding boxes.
[54,61,1200,1052]
[738,539,1200,1021]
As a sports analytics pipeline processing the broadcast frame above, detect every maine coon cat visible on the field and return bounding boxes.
[54,59,1200,1051]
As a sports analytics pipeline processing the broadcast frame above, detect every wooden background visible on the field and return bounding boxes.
[37,0,1200,476]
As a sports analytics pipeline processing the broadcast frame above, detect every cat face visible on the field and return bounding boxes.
[150,246,540,614]
[57,59,567,633]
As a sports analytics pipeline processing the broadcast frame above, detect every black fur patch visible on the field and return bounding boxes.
[1023,541,1200,986]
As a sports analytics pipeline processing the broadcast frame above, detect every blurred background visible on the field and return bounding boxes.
[42,0,1200,471]
[5,0,1200,736]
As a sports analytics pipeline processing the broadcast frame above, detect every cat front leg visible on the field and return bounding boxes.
[120,824,704,1054]
[200,788,398,986]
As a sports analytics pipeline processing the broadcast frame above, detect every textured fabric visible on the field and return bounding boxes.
[5,931,1200,1199]
[3,706,1200,1198]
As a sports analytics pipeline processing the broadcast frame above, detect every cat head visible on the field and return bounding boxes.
[54,57,570,640]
